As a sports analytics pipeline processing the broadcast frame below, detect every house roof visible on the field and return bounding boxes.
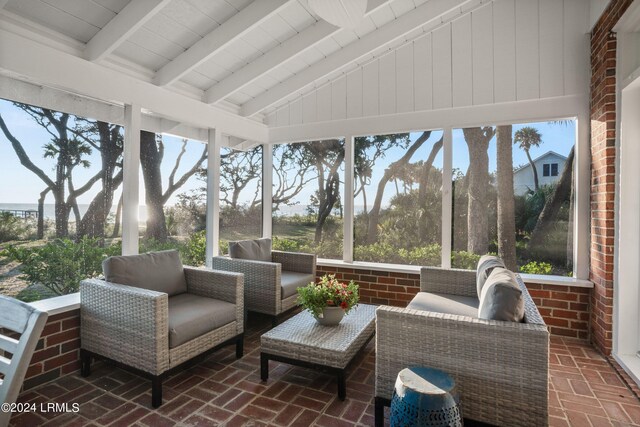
[513,150,568,173]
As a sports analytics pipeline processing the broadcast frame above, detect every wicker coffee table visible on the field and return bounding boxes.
[260,304,376,400]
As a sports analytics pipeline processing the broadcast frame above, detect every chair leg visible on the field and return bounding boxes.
[80,349,91,377]
[271,316,279,327]
[374,397,385,427]
[151,376,163,408]
[236,334,244,359]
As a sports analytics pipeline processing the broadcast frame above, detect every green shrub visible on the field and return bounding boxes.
[0,212,33,243]
[519,261,553,275]
[183,230,206,266]
[272,236,305,252]
[451,251,482,270]
[3,237,110,296]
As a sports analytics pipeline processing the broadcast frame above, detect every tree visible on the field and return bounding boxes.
[496,125,517,270]
[272,144,315,210]
[528,145,575,257]
[0,106,105,238]
[462,127,495,254]
[139,132,207,241]
[514,126,542,192]
[365,131,432,244]
[305,140,344,243]
[220,147,262,209]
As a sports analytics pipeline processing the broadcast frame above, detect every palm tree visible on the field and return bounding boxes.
[514,126,542,191]
[496,125,517,270]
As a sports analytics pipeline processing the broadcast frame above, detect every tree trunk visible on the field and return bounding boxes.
[77,123,123,238]
[366,131,431,243]
[566,166,575,271]
[496,125,517,270]
[526,149,540,191]
[111,194,123,238]
[463,127,494,254]
[37,188,50,239]
[418,137,443,241]
[140,131,168,241]
[529,146,575,255]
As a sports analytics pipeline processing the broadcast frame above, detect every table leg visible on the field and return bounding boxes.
[337,370,346,401]
[260,353,269,381]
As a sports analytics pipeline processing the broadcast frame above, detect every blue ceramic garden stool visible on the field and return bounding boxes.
[390,367,463,427]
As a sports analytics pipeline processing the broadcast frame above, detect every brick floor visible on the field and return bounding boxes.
[10,313,640,427]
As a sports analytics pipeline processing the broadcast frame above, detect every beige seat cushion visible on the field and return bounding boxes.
[103,250,187,296]
[168,293,236,348]
[281,271,315,299]
[229,238,272,262]
[407,292,479,318]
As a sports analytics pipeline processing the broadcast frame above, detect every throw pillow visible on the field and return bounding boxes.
[476,254,505,298]
[478,267,524,322]
[228,238,272,262]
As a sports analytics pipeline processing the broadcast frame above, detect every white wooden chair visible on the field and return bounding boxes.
[0,296,48,427]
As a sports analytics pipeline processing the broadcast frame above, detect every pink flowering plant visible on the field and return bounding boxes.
[297,274,359,317]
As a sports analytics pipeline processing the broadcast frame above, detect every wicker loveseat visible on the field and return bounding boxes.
[375,266,549,427]
[212,238,316,324]
[80,250,244,408]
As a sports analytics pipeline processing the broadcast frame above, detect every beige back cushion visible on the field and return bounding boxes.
[229,238,272,262]
[476,255,505,298]
[478,267,525,322]
[103,250,187,296]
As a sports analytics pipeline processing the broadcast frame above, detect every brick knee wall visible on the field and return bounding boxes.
[23,309,80,390]
[589,0,634,355]
[317,265,591,339]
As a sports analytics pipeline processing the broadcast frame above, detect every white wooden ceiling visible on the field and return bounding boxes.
[0,0,458,119]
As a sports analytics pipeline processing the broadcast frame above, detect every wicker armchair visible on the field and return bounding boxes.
[375,267,549,427]
[212,239,316,324]
[80,250,244,408]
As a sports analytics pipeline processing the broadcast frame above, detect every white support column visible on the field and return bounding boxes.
[122,104,141,255]
[441,128,453,268]
[262,143,273,238]
[574,114,590,280]
[343,136,355,263]
[205,128,222,267]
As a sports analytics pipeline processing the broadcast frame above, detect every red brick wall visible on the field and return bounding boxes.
[23,309,80,390]
[317,265,591,339]
[590,0,634,355]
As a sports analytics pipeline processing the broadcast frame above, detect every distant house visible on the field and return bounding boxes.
[513,151,567,195]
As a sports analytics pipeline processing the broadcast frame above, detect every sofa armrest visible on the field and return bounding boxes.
[271,251,316,275]
[184,266,244,333]
[80,278,169,375]
[375,305,549,425]
[211,256,282,315]
[420,267,477,296]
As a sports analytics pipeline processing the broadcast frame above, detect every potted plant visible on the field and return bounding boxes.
[297,274,359,326]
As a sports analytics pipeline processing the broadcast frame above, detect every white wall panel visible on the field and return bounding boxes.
[396,43,414,113]
[379,51,396,115]
[267,0,589,131]
[290,96,303,125]
[493,0,516,103]
[413,34,432,111]
[539,0,564,98]
[515,0,539,100]
[346,67,363,118]
[432,23,452,109]
[452,14,472,107]
[564,0,589,95]
[276,104,290,127]
[302,90,317,123]
[317,83,332,122]
[332,75,347,120]
[472,3,494,105]
[362,60,379,117]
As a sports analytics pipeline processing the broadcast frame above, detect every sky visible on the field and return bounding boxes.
[0,98,576,212]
